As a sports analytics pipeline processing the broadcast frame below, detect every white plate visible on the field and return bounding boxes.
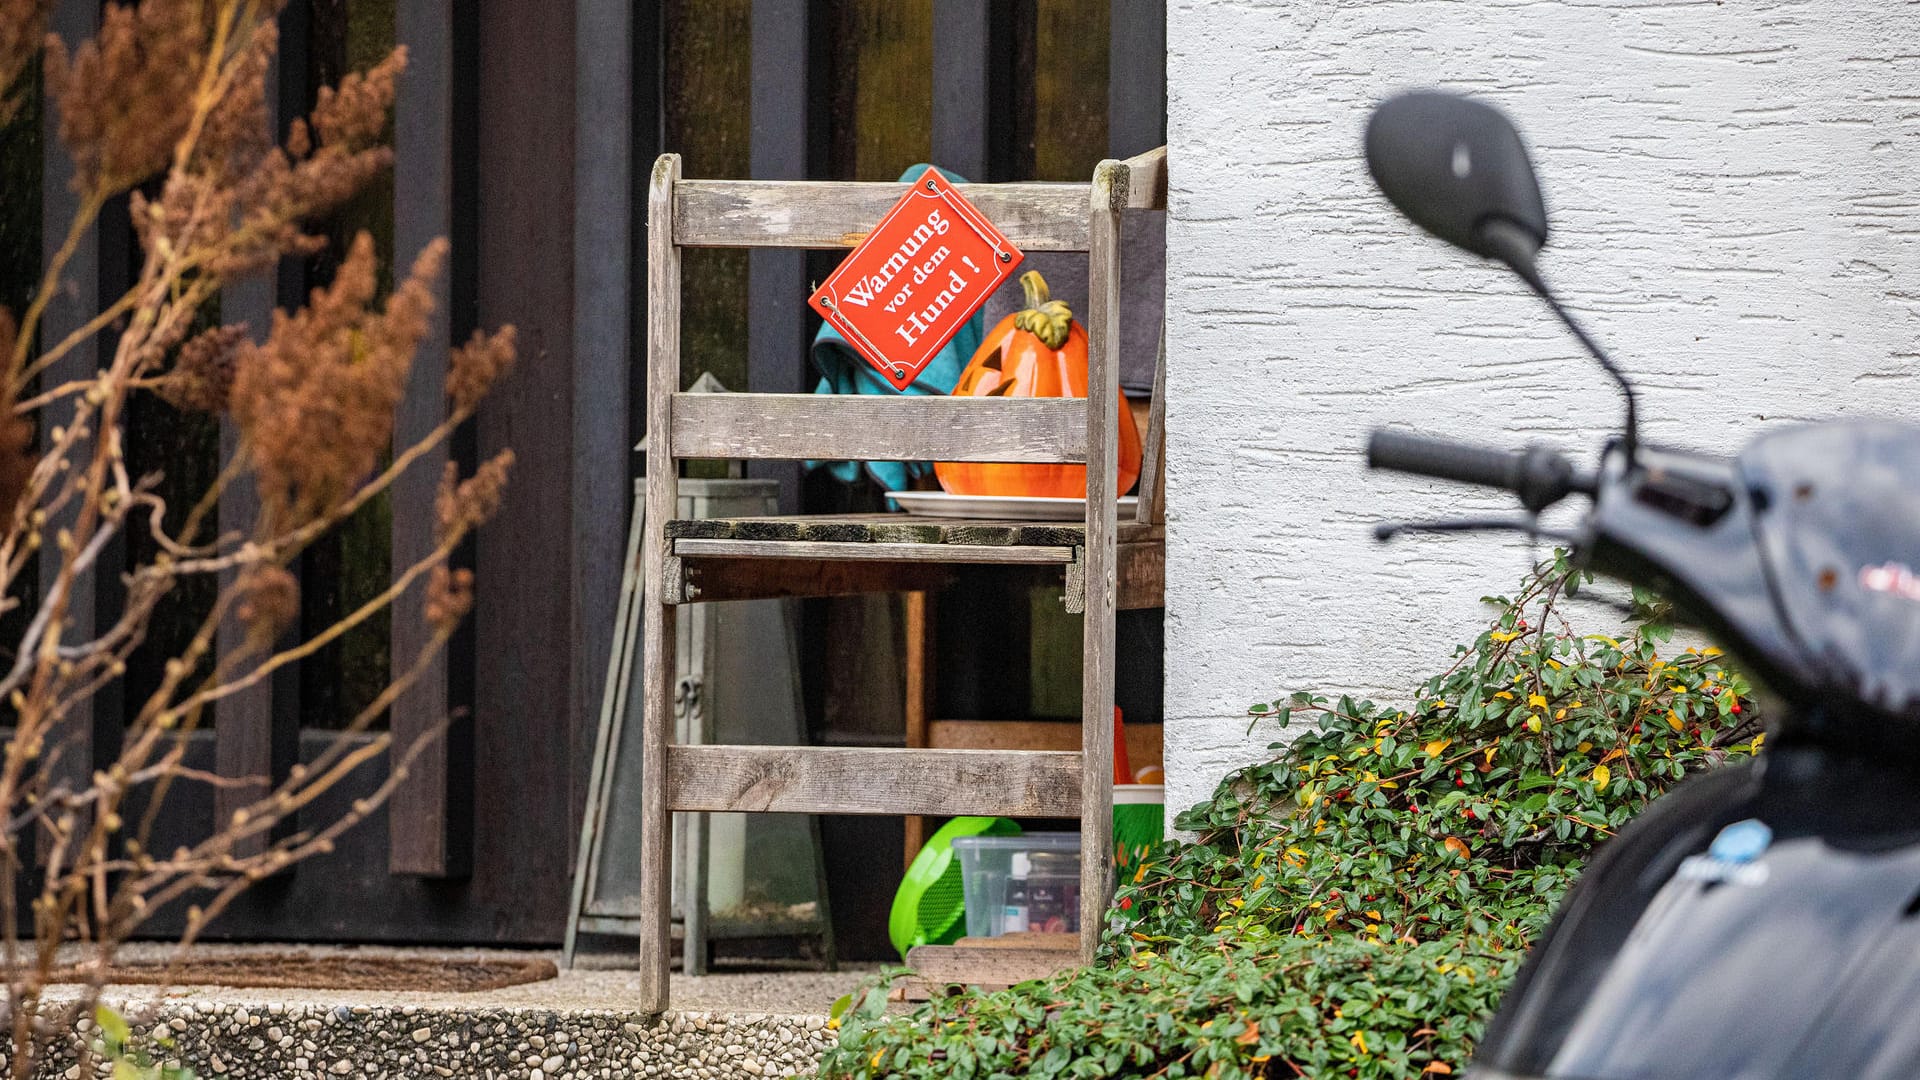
[888,491,1138,521]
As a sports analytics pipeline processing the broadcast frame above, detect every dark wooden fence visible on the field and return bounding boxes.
[15,0,1165,946]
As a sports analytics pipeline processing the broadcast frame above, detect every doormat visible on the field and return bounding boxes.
[44,953,559,993]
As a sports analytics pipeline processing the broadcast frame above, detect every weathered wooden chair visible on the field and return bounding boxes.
[637,148,1168,1010]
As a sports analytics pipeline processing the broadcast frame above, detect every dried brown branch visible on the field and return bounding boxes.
[0,4,518,1076]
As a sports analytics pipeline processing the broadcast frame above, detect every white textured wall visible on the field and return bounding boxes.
[1163,0,1920,817]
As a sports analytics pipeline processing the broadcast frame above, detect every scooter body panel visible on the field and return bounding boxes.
[1476,744,1920,1079]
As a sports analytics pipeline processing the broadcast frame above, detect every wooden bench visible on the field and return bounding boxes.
[635,148,1167,1011]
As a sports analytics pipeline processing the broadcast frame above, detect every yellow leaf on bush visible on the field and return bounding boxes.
[1667,710,1685,731]
[1601,747,1624,763]
[1576,741,1593,753]
[1526,717,1542,733]
[1493,690,1515,701]
[1425,1064,1455,1075]
[1528,693,1548,709]
[1237,1019,1261,1046]
[1444,836,1471,859]
[1424,738,1451,757]
[1351,1031,1370,1054]
[1593,765,1611,788]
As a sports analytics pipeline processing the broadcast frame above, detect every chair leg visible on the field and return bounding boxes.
[903,590,934,868]
[637,588,677,1010]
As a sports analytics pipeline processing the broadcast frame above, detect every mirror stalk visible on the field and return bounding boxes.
[1478,219,1641,469]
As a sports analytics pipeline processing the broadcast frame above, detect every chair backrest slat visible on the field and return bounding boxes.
[675,180,1091,251]
[669,393,1087,464]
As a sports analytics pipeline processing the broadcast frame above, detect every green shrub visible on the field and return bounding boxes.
[822,557,1760,1079]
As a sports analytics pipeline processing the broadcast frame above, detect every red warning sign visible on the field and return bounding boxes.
[809,170,1023,391]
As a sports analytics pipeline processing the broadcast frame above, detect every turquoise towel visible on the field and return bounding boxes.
[808,164,984,493]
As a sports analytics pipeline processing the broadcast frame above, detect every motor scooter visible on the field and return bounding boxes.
[1362,90,1920,1079]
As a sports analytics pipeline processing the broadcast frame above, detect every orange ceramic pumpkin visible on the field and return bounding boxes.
[934,271,1143,498]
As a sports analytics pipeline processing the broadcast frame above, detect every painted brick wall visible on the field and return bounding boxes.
[1163,0,1920,817]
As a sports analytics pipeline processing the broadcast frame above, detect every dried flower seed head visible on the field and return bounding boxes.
[311,45,403,152]
[44,0,207,194]
[0,309,35,516]
[424,565,474,635]
[231,233,446,528]
[194,17,276,187]
[234,564,298,643]
[434,449,514,543]
[447,325,517,416]
[157,323,245,413]
[0,0,51,125]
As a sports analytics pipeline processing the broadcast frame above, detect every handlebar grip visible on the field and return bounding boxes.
[1367,429,1528,493]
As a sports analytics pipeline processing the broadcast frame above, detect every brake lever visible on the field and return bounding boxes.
[1372,516,1580,545]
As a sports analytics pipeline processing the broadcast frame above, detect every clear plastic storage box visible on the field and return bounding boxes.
[949,832,1081,939]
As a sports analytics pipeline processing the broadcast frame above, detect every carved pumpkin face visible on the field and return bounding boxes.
[935,271,1143,499]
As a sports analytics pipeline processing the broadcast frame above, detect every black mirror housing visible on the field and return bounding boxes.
[1366,91,1549,262]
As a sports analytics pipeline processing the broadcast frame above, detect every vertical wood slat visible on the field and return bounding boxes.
[36,0,106,861]
[637,153,684,1013]
[1135,326,1166,525]
[901,590,934,868]
[215,0,306,857]
[931,0,992,181]
[747,0,809,513]
[1107,0,1166,159]
[573,0,635,885]
[389,0,466,877]
[1078,160,1127,962]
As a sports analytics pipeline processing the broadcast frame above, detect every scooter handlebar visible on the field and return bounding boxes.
[1368,429,1530,489]
[1367,429,1586,512]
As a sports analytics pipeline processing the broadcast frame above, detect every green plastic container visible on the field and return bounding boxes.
[889,816,1021,960]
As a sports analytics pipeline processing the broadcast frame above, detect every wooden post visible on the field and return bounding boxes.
[389,0,471,877]
[1079,160,1127,962]
[637,153,684,1012]
[934,0,1028,182]
[1108,0,1166,159]
[902,590,934,867]
[36,0,118,860]
[747,0,810,514]
[216,2,306,858]
[573,0,637,884]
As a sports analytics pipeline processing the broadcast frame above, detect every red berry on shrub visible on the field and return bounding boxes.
[1731,703,1743,714]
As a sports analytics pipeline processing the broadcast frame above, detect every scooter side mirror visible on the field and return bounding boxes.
[1366,91,1549,264]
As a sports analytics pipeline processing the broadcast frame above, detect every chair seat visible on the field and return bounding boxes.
[664,514,1165,606]
[664,512,1161,548]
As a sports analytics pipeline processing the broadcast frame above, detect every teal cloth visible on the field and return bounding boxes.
[808,164,983,493]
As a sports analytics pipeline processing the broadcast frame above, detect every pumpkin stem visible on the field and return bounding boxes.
[1012,270,1074,350]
